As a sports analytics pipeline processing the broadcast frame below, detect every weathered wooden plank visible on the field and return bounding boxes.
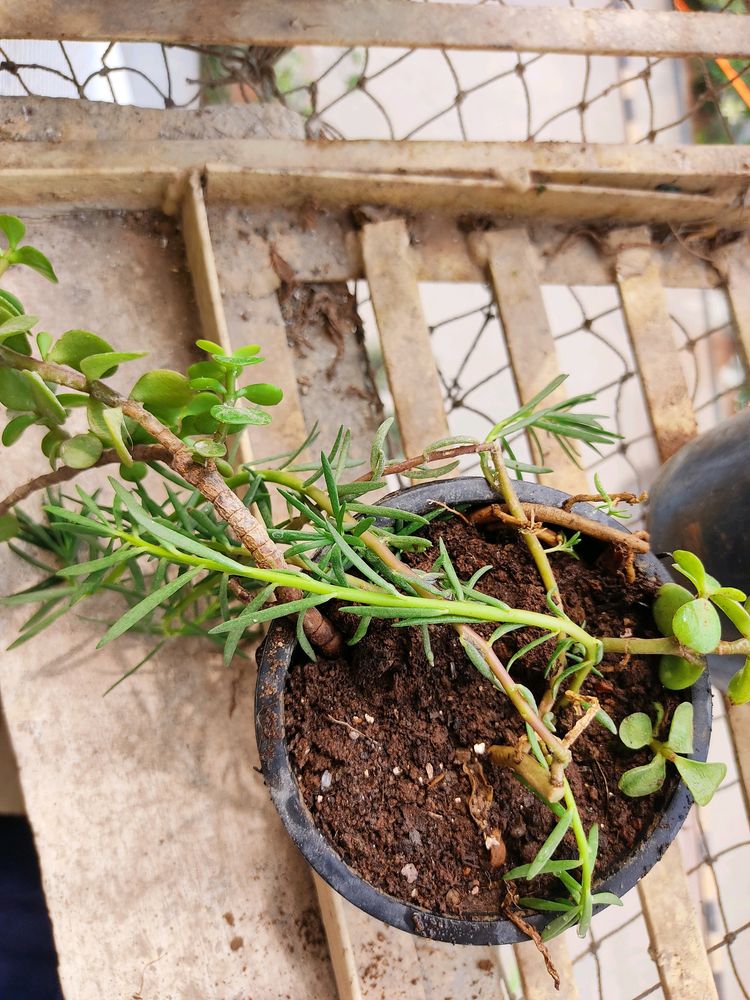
[1,136,748,224]
[611,227,697,462]
[485,228,588,496]
[638,843,718,1000]
[361,218,449,457]
[0,698,24,814]
[516,938,579,1000]
[180,171,254,466]
[722,235,750,378]
[3,0,749,59]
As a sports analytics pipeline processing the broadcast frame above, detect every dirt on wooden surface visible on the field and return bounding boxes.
[285,515,678,918]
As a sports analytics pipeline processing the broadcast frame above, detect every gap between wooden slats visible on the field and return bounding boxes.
[360,218,450,460]
[612,227,719,1000]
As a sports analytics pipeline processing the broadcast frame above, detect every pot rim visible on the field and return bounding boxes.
[255,476,712,946]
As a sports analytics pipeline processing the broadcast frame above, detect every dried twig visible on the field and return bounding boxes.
[502,883,561,991]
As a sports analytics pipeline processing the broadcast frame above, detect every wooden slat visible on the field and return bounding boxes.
[360,219,449,457]
[0,697,23,814]
[180,171,253,466]
[516,938,579,1000]
[722,235,750,377]
[638,844,718,1000]
[3,0,749,59]
[485,228,588,496]
[611,227,697,462]
[1,137,749,224]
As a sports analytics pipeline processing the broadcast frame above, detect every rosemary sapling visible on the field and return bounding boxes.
[0,218,745,974]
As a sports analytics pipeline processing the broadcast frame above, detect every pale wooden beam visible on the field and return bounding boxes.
[611,227,697,463]
[484,228,588,497]
[721,235,750,378]
[516,937,579,1000]
[2,0,749,59]
[360,218,450,458]
[180,171,253,466]
[638,844,718,1000]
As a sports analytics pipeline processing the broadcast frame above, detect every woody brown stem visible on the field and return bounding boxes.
[469,503,650,554]
[0,444,171,517]
[0,345,343,656]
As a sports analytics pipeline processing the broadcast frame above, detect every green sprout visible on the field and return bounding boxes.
[618,703,727,806]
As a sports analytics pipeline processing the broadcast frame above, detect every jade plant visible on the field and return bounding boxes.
[0,217,747,975]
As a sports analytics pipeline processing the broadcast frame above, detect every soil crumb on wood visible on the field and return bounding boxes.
[285,515,677,917]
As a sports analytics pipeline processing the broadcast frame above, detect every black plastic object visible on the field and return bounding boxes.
[648,408,750,690]
[0,817,63,999]
[256,477,713,946]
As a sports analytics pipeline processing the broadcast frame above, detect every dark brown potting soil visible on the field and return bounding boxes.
[284,514,677,917]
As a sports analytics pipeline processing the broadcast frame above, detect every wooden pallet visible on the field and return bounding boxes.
[1,95,747,1000]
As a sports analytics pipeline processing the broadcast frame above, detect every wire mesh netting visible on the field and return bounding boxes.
[1,4,750,999]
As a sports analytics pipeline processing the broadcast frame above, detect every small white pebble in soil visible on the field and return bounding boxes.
[365,714,375,724]
[401,863,418,884]
[316,795,323,804]
[418,777,424,785]
[348,730,360,741]
[364,769,370,777]
[471,885,480,896]
[425,763,434,781]
[455,797,462,804]
[393,766,402,776]
[409,828,422,846]
[320,770,332,791]
[411,888,418,898]
[352,716,362,724]
[473,742,486,755]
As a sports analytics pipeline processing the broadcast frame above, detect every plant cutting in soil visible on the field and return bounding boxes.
[0,216,748,985]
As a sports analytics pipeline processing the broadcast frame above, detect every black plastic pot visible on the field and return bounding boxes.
[256,477,713,946]
[648,408,750,690]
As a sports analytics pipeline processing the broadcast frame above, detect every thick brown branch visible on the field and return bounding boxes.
[469,502,650,554]
[0,445,171,517]
[0,345,342,655]
[562,490,647,513]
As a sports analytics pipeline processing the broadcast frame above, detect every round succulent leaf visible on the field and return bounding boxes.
[215,458,234,478]
[673,757,727,807]
[619,712,653,750]
[102,406,133,467]
[2,413,38,446]
[667,702,694,755]
[239,382,283,406]
[188,360,225,382]
[41,428,64,466]
[658,654,705,691]
[22,371,66,424]
[0,368,36,411]
[60,433,103,470]
[130,370,192,420]
[209,403,272,427]
[9,245,58,283]
[0,314,38,345]
[233,344,261,358]
[703,573,722,597]
[192,438,227,459]
[672,598,722,654]
[80,351,146,381]
[119,461,148,483]
[715,586,747,603]
[0,214,25,249]
[728,657,750,706]
[49,329,113,370]
[653,582,693,636]
[618,755,666,797]
[711,592,750,639]
[672,550,707,594]
[35,331,53,360]
[0,289,24,321]
[188,377,225,394]
[195,339,225,355]
[212,353,263,369]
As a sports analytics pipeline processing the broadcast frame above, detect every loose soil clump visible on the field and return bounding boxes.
[285,514,677,917]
